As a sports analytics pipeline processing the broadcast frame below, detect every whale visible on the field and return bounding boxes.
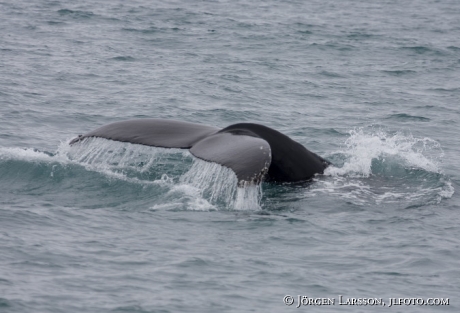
[70,119,330,185]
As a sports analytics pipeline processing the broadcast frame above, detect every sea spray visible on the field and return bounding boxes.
[180,158,262,210]
[65,137,188,173]
[311,127,453,206]
[0,147,57,163]
[326,128,443,177]
[64,137,192,182]
[65,138,262,210]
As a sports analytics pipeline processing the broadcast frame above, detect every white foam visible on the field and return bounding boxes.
[0,147,57,163]
[311,128,453,206]
[325,128,442,178]
[437,180,455,199]
[167,184,216,211]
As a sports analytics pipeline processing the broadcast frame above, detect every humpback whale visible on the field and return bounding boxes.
[70,119,330,185]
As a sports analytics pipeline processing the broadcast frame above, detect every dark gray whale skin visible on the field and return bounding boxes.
[70,119,330,184]
[218,123,330,183]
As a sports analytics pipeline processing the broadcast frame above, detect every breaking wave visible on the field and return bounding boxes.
[310,128,454,207]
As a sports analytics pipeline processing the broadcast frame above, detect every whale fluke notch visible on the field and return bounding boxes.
[70,118,329,184]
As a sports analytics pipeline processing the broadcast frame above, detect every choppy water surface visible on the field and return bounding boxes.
[1,0,459,312]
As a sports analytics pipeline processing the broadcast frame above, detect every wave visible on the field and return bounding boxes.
[311,127,454,207]
[0,138,262,211]
[1,129,453,211]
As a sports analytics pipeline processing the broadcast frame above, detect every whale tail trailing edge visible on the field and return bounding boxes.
[70,119,272,184]
[69,119,219,148]
[190,132,271,184]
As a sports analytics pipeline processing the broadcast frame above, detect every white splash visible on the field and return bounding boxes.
[64,137,187,172]
[0,146,59,163]
[180,158,262,210]
[64,137,262,210]
[310,127,453,206]
[325,128,442,177]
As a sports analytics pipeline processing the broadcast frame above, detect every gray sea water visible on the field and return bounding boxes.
[1,0,460,312]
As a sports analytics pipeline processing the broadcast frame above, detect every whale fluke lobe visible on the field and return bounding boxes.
[69,119,219,148]
[70,119,329,184]
[190,132,271,184]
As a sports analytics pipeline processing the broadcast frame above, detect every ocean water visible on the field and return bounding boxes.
[1,0,459,312]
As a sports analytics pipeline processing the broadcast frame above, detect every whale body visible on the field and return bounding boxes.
[70,119,330,185]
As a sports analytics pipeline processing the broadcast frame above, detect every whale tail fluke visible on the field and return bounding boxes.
[70,119,272,184]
